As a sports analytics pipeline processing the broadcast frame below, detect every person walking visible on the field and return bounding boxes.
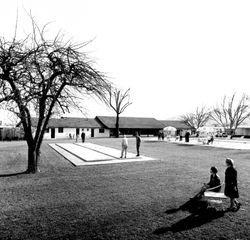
[135,132,141,157]
[179,130,183,141]
[81,130,85,143]
[120,134,128,158]
[158,131,161,141]
[75,134,79,142]
[224,158,241,211]
[185,131,190,142]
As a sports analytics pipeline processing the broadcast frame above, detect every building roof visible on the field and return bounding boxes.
[159,120,193,130]
[31,117,102,128]
[96,116,165,129]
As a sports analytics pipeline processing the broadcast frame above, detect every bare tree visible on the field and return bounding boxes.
[180,106,211,130]
[107,87,132,137]
[210,93,250,136]
[0,21,110,173]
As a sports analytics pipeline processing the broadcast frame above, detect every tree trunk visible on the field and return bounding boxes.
[26,146,40,173]
[115,114,120,138]
[230,129,234,139]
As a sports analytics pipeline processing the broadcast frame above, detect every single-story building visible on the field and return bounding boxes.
[159,120,194,135]
[18,116,194,140]
[235,126,250,137]
[95,116,165,136]
[30,117,109,139]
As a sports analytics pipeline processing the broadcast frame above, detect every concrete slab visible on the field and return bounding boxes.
[144,137,250,150]
[75,142,136,159]
[49,142,156,166]
[56,143,114,161]
[76,142,156,161]
[49,143,84,166]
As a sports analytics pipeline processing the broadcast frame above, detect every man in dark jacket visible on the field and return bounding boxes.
[135,132,141,157]
[81,131,85,143]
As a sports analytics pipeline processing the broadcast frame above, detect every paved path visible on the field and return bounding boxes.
[144,137,250,150]
[49,143,155,166]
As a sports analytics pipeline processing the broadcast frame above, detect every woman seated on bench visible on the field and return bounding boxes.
[194,166,221,199]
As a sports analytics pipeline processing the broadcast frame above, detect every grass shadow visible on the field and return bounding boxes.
[154,198,226,234]
[165,197,209,214]
[176,143,197,147]
[154,208,225,234]
[144,141,164,144]
[0,171,27,178]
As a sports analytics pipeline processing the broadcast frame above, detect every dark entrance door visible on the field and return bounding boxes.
[91,128,94,137]
[51,128,55,138]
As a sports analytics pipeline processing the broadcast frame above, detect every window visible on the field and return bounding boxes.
[87,128,89,131]
[45,128,49,133]
[58,127,64,133]
[99,128,104,133]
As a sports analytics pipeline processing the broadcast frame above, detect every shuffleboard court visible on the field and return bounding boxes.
[49,142,156,166]
[49,143,85,166]
[56,143,114,161]
[75,142,136,159]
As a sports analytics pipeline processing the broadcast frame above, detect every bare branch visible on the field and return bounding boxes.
[0,19,111,172]
[180,106,210,130]
[106,87,132,137]
[211,93,250,135]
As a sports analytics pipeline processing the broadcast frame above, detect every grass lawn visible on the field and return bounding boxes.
[0,138,249,240]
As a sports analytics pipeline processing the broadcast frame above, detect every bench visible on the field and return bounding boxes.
[204,191,228,204]
[204,191,227,199]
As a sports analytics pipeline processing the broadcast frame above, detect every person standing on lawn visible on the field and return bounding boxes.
[224,158,241,211]
[185,131,190,142]
[120,134,128,158]
[75,133,79,142]
[81,130,85,143]
[135,132,141,157]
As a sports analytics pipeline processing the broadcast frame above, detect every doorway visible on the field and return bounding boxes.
[51,128,55,138]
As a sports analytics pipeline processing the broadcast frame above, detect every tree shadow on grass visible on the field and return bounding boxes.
[0,171,27,177]
[154,198,226,234]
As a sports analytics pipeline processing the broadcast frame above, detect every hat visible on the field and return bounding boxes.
[226,158,234,166]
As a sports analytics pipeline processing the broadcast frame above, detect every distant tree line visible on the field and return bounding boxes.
[0,127,24,141]
[180,92,250,137]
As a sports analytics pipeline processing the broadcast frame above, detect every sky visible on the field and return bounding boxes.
[1,0,250,123]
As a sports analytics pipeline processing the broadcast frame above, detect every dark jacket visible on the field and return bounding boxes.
[136,136,141,145]
[207,174,221,192]
[81,132,85,139]
[224,166,239,198]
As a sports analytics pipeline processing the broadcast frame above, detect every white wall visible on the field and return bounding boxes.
[43,127,110,139]
[43,127,75,139]
[93,128,110,138]
[235,128,250,136]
